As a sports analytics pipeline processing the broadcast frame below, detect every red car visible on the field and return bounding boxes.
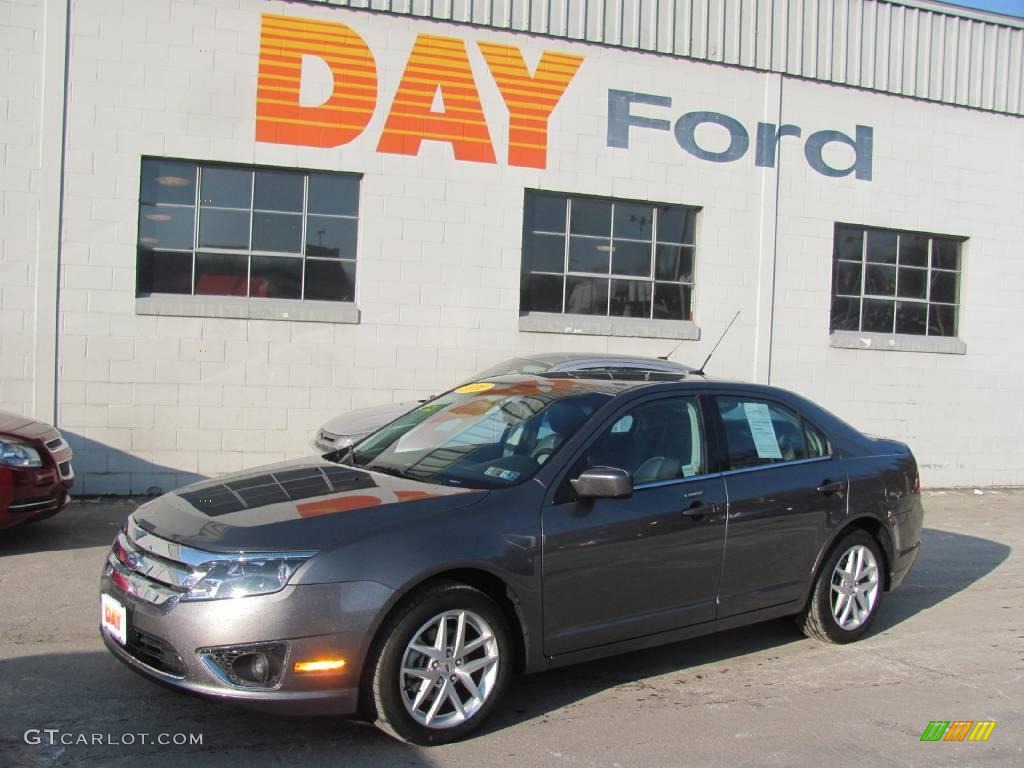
[0,410,74,529]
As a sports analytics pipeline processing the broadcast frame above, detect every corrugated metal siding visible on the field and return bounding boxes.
[310,0,1024,116]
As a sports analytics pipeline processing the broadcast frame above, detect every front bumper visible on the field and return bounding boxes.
[99,574,395,715]
[0,465,74,530]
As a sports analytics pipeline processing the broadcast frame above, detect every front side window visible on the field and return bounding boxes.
[830,224,962,337]
[577,397,706,485]
[520,191,699,321]
[715,396,827,470]
[136,158,359,302]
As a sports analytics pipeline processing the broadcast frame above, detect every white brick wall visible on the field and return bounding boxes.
[3,0,1020,492]
[0,0,44,418]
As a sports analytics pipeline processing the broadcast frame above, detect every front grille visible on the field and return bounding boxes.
[126,629,186,677]
[45,437,66,452]
[106,520,200,606]
[58,460,73,479]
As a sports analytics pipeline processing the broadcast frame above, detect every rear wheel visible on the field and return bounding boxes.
[800,531,884,643]
[368,581,511,745]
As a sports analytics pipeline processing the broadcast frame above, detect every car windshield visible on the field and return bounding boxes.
[346,378,609,490]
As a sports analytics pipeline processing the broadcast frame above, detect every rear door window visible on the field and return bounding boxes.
[714,396,813,470]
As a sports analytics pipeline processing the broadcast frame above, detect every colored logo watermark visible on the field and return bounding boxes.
[920,721,997,742]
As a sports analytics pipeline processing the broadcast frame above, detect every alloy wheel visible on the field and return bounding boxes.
[830,544,880,630]
[398,609,500,729]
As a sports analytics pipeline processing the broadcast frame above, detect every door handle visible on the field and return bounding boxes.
[816,480,844,495]
[683,500,719,516]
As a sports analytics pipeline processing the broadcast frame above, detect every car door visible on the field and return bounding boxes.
[709,393,846,618]
[541,393,727,656]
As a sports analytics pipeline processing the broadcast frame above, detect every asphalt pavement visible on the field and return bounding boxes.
[1,490,1021,767]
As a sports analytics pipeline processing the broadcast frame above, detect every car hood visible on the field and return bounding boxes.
[131,456,484,551]
[0,410,54,441]
[320,401,421,439]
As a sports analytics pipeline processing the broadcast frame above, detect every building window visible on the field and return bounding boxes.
[830,224,962,337]
[520,191,699,321]
[136,158,359,302]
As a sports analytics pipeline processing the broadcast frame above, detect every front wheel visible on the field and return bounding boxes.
[368,581,511,745]
[800,531,885,643]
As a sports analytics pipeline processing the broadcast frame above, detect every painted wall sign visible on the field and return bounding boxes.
[607,90,874,181]
[255,14,584,169]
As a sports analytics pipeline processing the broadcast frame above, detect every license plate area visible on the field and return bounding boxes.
[101,593,127,645]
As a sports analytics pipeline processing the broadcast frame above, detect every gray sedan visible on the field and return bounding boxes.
[101,372,923,744]
[313,352,693,451]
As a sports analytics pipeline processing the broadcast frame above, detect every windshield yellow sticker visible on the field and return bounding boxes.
[454,382,495,394]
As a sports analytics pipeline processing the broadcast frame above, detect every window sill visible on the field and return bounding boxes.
[135,294,360,324]
[519,312,701,341]
[829,330,965,355]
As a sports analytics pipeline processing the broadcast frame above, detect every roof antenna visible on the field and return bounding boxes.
[657,337,687,361]
[693,310,740,376]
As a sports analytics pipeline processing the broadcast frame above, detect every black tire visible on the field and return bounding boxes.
[367,580,512,745]
[800,530,886,644]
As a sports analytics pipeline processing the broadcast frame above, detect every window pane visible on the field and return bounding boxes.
[830,297,860,331]
[932,238,960,270]
[804,421,830,458]
[253,170,303,212]
[896,267,927,299]
[194,252,248,296]
[523,232,565,273]
[900,234,928,267]
[565,276,608,315]
[654,245,694,282]
[304,259,355,302]
[586,397,704,481]
[570,199,611,237]
[200,167,251,208]
[657,206,696,245]
[930,271,958,304]
[834,261,862,295]
[141,160,196,206]
[895,301,927,335]
[928,304,957,337]
[834,226,863,261]
[198,208,250,249]
[653,282,691,320]
[137,249,192,294]
[307,173,359,216]
[613,202,653,240]
[862,299,895,333]
[138,204,194,250]
[866,230,897,264]
[864,264,896,296]
[611,239,651,277]
[252,211,302,253]
[568,236,610,273]
[525,193,566,233]
[610,280,651,318]
[520,273,564,313]
[715,397,807,468]
[251,255,301,299]
[305,215,357,259]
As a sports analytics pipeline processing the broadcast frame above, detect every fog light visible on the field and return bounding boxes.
[234,652,271,685]
[294,658,347,673]
[197,642,287,689]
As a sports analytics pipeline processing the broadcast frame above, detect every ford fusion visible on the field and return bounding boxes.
[100,374,923,744]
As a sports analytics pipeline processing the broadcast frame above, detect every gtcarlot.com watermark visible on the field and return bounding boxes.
[24,729,203,747]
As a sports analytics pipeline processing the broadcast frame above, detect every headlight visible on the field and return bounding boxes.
[183,556,311,601]
[0,440,43,468]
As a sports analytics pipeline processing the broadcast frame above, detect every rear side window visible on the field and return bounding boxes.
[714,397,813,470]
[804,420,831,459]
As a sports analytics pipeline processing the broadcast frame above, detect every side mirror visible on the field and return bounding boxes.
[571,467,633,499]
